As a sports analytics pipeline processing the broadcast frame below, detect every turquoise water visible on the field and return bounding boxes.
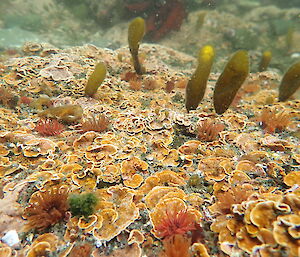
[0,0,299,88]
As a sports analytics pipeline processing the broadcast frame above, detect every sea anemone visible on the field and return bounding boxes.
[23,186,69,231]
[144,78,159,90]
[155,209,196,239]
[129,78,142,91]
[121,71,139,82]
[0,87,18,108]
[165,79,175,93]
[80,114,110,133]
[35,118,65,136]
[196,119,225,141]
[256,108,291,133]
[19,96,33,105]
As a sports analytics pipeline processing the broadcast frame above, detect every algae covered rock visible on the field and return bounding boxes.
[226,28,258,50]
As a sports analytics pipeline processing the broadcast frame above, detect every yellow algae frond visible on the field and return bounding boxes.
[30,96,52,110]
[195,11,207,30]
[278,61,300,101]
[84,62,107,97]
[128,17,146,75]
[213,50,249,114]
[258,50,272,72]
[38,104,83,123]
[185,45,215,112]
[286,26,294,51]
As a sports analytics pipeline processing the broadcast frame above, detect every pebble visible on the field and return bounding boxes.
[1,230,19,246]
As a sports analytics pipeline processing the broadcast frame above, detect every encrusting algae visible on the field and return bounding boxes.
[0,14,300,257]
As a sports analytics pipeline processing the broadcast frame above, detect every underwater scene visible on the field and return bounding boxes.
[0,0,300,256]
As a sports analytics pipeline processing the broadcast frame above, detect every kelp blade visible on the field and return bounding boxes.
[185,45,215,112]
[128,17,145,75]
[279,61,300,101]
[128,17,145,54]
[84,62,107,97]
[258,50,272,72]
[213,50,249,114]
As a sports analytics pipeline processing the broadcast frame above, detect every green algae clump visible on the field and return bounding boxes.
[69,192,98,218]
[213,50,249,114]
[185,45,215,112]
[84,62,107,97]
[128,17,145,75]
[258,50,272,72]
[279,61,300,102]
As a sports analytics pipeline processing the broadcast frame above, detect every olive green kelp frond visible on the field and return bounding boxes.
[84,62,107,97]
[258,50,272,72]
[185,45,215,112]
[213,50,249,114]
[279,61,300,102]
[128,17,146,75]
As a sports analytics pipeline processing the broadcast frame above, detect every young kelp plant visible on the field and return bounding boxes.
[128,17,146,75]
[278,61,300,101]
[213,50,249,114]
[185,45,215,112]
[68,192,98,218]
[258,50,272,72]
[84,62,107,97]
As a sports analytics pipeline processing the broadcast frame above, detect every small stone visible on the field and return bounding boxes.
[291,52,300,59]
[2,230,19,246]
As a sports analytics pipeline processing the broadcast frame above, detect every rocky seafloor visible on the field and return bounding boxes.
[0,42,299,257]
